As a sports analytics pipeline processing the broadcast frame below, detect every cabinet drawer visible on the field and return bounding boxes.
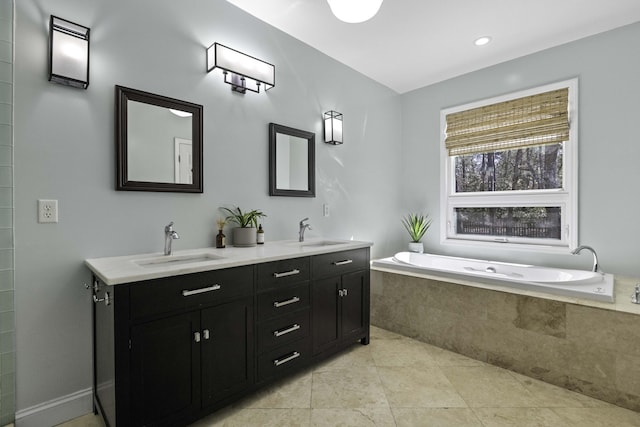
[257,257,310,290]
[257,283,310,320]
[311,248,369,279]
[258,309,310,353]
[258,338,311,383]
[130,266,253,320]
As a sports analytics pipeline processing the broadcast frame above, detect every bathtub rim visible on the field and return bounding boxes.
[371,255,622,309]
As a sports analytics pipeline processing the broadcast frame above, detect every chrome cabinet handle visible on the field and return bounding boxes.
[194,331,201,343]
[273,269,300,278]
[273,296,300,308]
[332,259,353,266]
[182,284,221,297]
[338,289,349,297]
[273,324,301,337]
[203,329,210,340]
[273,351,300,366]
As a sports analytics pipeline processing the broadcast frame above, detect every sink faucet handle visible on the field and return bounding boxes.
[165,221,174,231]
[300,217,309,225]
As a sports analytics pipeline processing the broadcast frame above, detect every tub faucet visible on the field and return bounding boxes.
[571,245,600,273]
[164,221,180,255]
[632,284,640,304]
[299,217,311,242]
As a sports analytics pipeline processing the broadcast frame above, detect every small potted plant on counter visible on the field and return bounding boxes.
[220,206,267,247]
[402,212,431,253]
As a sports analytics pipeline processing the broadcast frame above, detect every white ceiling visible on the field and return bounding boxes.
[227,0,640,94]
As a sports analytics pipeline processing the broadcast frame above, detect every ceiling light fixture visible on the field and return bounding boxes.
[474,36,492,46]
[327,0,383,23]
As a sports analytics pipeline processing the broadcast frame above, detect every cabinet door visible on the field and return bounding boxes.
[312,276,341,354]
[341,270,367,338]
[130,311,200,426]
[201,298,254,407]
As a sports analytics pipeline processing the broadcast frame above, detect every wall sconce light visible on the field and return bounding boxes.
[324,111,343,145]
[48,15,90,89]
[206,43,275,94]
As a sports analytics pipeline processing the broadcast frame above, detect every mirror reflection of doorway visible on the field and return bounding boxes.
[174,138,193,184]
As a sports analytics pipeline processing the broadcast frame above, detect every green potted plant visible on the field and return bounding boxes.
[220,206,267,247]
[402,213,431,253]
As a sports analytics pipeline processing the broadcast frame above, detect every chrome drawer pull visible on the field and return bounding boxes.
[332,259,353,266]
[273,323,301,337]
[273,296,300,308]
[194,332,201,343]
[273,351,300,366]
[273,269,300,278]
[203,329,210,340]
[182,284,221,297]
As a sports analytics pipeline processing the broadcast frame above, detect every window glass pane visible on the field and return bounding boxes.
[454,207,562,240]
[454,144,563,193]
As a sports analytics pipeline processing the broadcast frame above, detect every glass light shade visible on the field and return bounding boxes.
[49,16,90,89]
[327,0,383,23]
[206,43,275,94]
[324,111,343,145]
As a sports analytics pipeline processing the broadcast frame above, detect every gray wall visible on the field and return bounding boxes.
[14,0,402,416]
[0,0,15,424]
[401,22,640,278]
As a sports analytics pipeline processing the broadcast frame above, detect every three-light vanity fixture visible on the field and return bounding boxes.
[206,43,275,94]
[48,15,90,89]
[323,110,343,145]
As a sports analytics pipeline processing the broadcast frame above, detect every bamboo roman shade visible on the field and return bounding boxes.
[445,88,569,156]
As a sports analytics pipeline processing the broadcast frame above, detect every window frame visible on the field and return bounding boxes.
[439,79,578,253]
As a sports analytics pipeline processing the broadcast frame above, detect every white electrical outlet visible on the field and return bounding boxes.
[38,199,59,223]
[323,204,330,217]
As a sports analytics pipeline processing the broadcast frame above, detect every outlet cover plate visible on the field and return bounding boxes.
[38,199,58,223]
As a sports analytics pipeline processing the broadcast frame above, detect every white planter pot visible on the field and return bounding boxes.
[408,242,423,253]
[233,227,257,247]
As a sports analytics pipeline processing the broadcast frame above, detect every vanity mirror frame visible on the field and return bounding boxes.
[269,123,315,197]
[115,85,204,193]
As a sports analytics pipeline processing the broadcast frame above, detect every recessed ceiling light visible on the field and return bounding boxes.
[474,36,492,46]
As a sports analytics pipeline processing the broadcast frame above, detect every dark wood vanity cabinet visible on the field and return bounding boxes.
[92,247,369,427]
[311,249,370,355]
[93,266,254,427]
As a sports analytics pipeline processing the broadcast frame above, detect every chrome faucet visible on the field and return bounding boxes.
[632,284,640,304]
[164,221,180,255]
[299,217,311,242]
[571,245,600,273]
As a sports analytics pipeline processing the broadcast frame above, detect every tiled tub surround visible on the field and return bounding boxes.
[370,267,640,413]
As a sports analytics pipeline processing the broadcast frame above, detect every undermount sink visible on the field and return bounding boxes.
[298,240,345,248]
[134,253,224,268]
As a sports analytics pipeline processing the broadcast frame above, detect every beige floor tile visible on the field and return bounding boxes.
[377,366,467,408]
[472,407,568,427]
[441,365,538,407]
[240,371,312,409]
[420,345,487,367]
[370,337,437,369]
[311,407,396,426]
[313,343,375,372]
[392,408,483,427]
[370,325,404,340]
[311,366,389,410]
[54,414,104,427]
[508,371,614,408]
[551,407,640,427]
[190,408,311,427]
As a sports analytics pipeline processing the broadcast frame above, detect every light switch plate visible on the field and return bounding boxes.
[38,199,58,223]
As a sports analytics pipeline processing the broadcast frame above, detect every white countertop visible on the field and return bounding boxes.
[86,239,373,286]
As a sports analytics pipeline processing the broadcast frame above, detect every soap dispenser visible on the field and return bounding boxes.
[257,224,265,245]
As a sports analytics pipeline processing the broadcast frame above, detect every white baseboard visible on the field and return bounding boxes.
[15,388,93,427]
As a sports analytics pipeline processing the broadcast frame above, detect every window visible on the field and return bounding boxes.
[440,79,578,251]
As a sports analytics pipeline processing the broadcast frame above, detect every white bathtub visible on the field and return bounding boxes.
[371,252,614,302]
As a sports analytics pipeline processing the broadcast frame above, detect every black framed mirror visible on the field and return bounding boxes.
[269,123,315,197]
[116,85,203,192]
